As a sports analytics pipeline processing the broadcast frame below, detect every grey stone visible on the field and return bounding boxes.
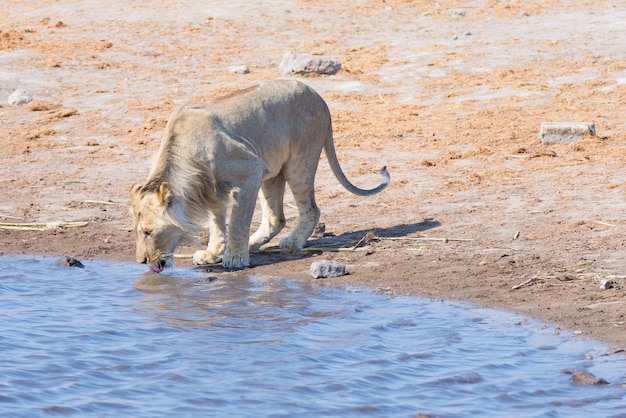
[448,9,466,17]
[279,52,341,76]
[229,65,250,74]
[310,259,347,279]
[539,122,595,144]
[8,89,33,105]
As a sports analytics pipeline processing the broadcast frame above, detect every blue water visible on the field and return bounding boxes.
[0,255,624,417]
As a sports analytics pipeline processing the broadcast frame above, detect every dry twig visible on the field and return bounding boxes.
[256,244,365,254]
[0,221,88,231]
[512,270,541,290]
[377,236,473,243]
[82,200,117,205]
[599,290,626,300]
[594,220,616,227]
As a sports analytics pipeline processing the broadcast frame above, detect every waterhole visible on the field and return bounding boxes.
[0,255,624,417]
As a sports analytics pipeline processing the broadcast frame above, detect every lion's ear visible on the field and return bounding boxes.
[158,182,172,206]
[130,183,143,203]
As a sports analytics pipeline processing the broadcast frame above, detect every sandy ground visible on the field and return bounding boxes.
[2,0,626,350]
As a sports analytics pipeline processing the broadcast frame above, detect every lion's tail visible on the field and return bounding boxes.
[323,125,390,197]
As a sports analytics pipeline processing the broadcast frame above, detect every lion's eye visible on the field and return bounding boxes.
[138,229,152,238]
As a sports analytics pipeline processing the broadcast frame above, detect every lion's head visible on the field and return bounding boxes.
[130,181,184,272]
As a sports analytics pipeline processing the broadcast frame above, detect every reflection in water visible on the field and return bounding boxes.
[134,270,336,330]
[0,255,624,417]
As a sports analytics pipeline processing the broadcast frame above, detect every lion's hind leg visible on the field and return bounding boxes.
[249,174,287,251]
[279,170,320,250]
[192,211,226,265]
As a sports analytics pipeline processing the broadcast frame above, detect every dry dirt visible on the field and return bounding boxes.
[2,1,626,350]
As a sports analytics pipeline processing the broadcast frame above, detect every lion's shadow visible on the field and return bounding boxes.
[249,218,441,268]
[316,218,440,242]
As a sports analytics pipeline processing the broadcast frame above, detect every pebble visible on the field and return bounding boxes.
[8,89,33,105]
[570,371,609,386]
[310,259,347,279]
[229,65,250,74]
[600,279,614,290]
[539,122,595,144]
[279,52,341,76]
[58,256,85,268]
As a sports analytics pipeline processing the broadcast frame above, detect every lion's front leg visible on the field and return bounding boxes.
[193,210,226,266]
[223,170,264,268]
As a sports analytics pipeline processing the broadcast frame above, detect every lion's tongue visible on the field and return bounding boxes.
[150,264,164,273]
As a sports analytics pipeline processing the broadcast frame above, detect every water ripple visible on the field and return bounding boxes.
[0,255,624,417]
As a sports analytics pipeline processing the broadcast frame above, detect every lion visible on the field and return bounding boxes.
[130,79,389,272]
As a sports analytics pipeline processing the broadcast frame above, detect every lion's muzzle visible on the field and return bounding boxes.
[149,261,165,273]
[138,253,172,274]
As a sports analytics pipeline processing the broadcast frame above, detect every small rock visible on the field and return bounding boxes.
[539,122,595,144]
[600,279,614,290]
[448,9,466,17]
[279,52,341,76]
[570,371,609,386]
[310,259,347,279]
[8,89,33,105]
[229,65,250,75]
[59,256,84,268]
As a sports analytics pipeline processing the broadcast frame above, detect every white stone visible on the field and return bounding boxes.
[600,279,614,290]
[539,122,595,144]
[229,65,250,74]
[8,89,33,105]
[279,52,341,76]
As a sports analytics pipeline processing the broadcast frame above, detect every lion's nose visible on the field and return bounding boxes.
[138,257,147,264]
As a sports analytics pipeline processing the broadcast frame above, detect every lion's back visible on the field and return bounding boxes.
[167,79,328,135]
[216,79,328,118]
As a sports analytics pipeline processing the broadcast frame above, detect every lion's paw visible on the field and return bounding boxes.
[192,250,222,266]
[222,250,250,269]
[279,236,307,250]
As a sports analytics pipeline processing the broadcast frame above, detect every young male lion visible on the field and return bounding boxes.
[130,79,389,271]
